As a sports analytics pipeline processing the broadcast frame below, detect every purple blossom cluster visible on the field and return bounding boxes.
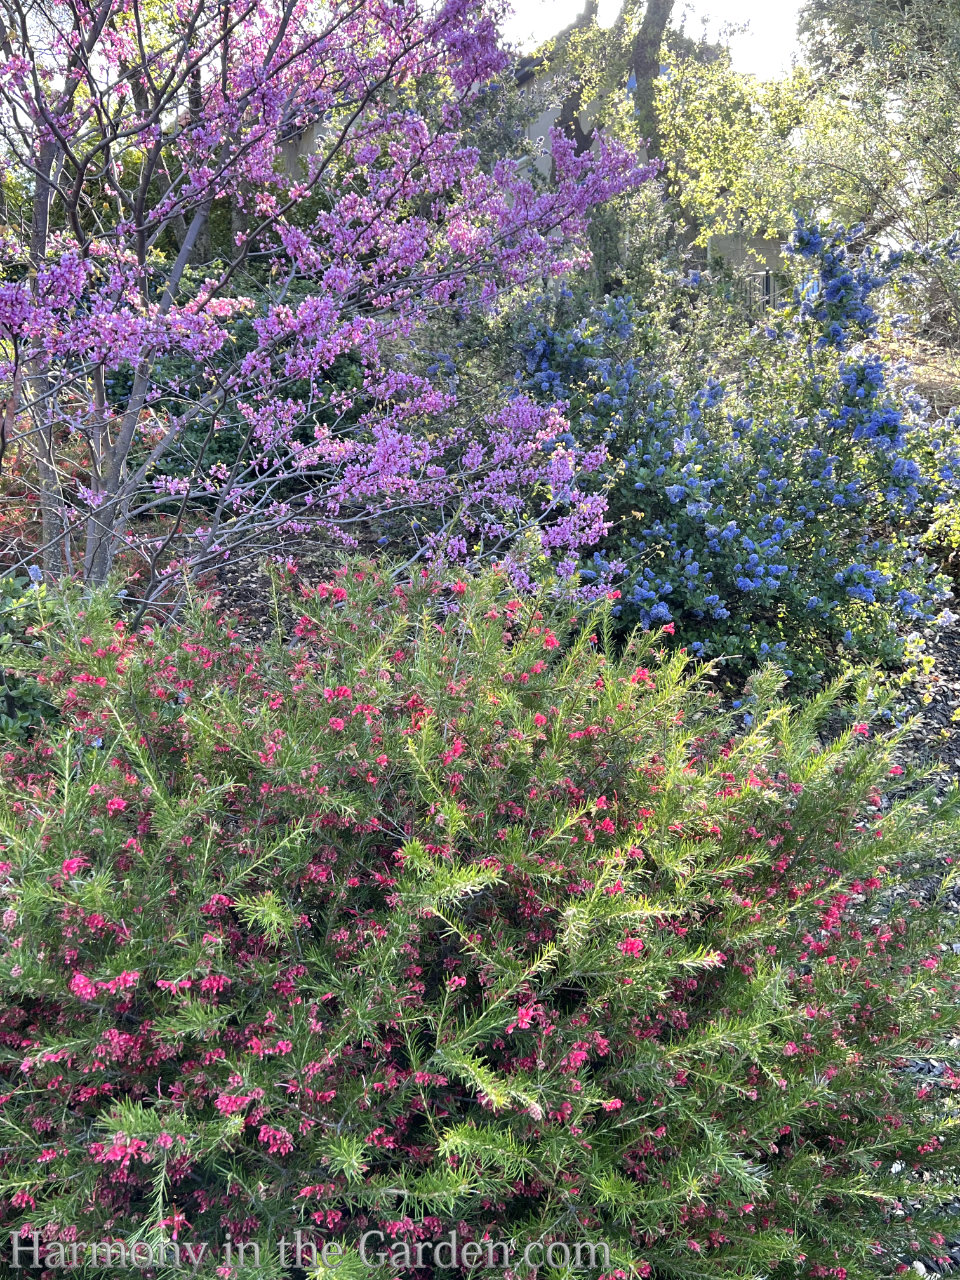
[0,0,653,592]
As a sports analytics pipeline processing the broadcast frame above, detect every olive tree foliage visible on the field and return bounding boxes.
[654,51,814,247]
[798,0,960,340]
[615,0,960,334]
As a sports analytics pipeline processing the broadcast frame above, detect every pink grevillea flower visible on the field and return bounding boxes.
[100,971,140,994]
[258,1125,294,1155]
[69,972,98,1001]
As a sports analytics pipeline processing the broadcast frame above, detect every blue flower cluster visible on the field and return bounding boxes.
[790,220,903,349]
[516,221,958,682]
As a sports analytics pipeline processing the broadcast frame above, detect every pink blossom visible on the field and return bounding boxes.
[258,1125,294,1155]
[69,972,98,1001]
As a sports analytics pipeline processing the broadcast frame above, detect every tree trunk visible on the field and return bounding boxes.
[26,139,64,581]
[550,0,600,183]
[632,0,675,159]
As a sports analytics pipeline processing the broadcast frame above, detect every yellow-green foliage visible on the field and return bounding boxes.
[655,52,814,244]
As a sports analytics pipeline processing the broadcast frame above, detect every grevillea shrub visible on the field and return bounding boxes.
[517,222,960,683]
[1,565,959,1278]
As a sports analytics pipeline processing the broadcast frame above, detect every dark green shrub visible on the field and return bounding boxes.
[0,573,50,739]
[0,564,957,1278]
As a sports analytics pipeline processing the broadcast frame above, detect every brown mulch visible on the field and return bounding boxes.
[203,525,389,642]
[866,335,960,418]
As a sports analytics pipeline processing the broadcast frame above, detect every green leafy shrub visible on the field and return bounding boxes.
[0,573,50,739]
[0,564,958,1278]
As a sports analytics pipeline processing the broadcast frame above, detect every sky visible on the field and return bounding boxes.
[503,0,805,80]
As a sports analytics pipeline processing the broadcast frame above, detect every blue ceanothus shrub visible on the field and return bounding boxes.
[518,221,959,683]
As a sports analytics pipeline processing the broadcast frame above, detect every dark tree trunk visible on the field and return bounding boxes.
[550,0,600,182]
[28,140,65,579]
[632,0,675,158]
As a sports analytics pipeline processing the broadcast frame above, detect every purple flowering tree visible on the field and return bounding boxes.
[0,0,649,597]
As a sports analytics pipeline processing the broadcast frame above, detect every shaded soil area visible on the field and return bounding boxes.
[867,336,960,419]
[900,617,960,785]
